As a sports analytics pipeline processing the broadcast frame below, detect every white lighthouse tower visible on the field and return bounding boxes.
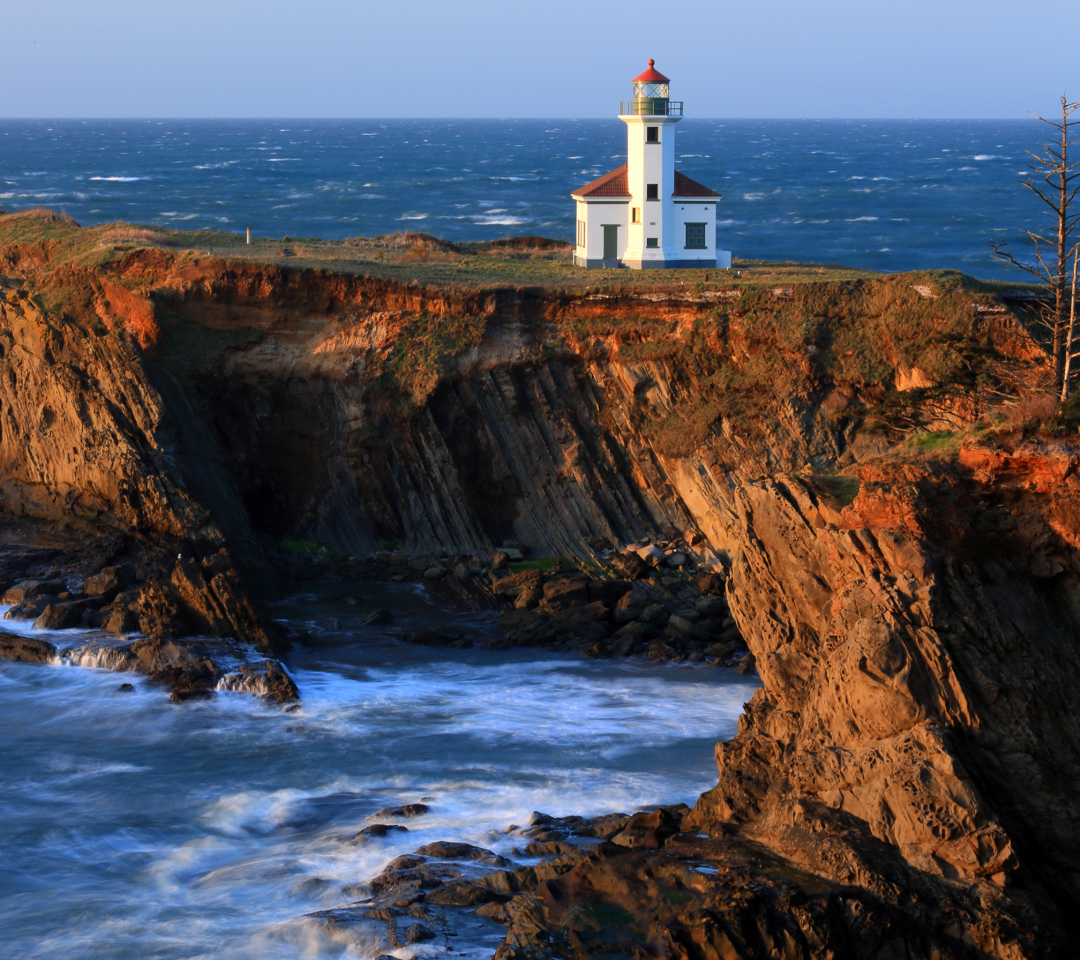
[572,60,730,270]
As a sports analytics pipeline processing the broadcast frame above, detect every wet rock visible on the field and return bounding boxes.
[553,600,610,624]
[358,608,393,625]
[425,880,506,906]
[736,651,756,674]
[103,605,139,636]
[2,579,67,604]
[413,842,513,869]
[354,824,409,842]
[410,625,471,648]
[422,565,445,580]
[33,602,85,630]
[218,659,299,703]
[372,803,429,819]
[499,609,561,646]
[405,922,436,943]
[0,631,57,663]
[611,620,654,653]
[117,682,135,692]
[4,598,54,620]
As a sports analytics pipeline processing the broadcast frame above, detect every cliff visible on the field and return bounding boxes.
[1,210,1076,955]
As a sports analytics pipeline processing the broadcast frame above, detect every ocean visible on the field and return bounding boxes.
[0,118,1048,279]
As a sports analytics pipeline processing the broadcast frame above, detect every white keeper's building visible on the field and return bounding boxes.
[572,60,731,270]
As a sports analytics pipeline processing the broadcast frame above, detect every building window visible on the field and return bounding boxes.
[646,183,659,200]
[631,207,641,224]
[685,222,707,249]
[646,126,659,143]
[646,237,659,248]
[577,219,586,248]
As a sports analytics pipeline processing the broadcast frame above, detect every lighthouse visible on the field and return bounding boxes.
[572,61,730,270]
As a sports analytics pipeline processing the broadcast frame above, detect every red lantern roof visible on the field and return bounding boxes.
[633,59,670,83]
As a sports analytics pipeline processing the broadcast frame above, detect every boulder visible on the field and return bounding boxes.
[33,603,85,631]
[84,564,135,597]
[636,545,665,567]
[0,632,58,663]
[490,550,510,571]
[639,603,669,625]
[2,579,67,605]
[614,591,650,623]
[665,552,688,567]
[587,579,632,604]
[353,824,409,841]
[372,803,429,819]
[494,569,541,598]
[694,596,727,618]
[499,609,561,646]
[422,565,446,580]
[514,582,543,609]
[610,552,647,580]
[541,577,589,608]
[104,605,140,636]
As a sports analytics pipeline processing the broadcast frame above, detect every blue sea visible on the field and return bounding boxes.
[0,118,1050,279]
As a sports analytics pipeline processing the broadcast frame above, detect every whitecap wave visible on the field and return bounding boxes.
[88,176,147,182]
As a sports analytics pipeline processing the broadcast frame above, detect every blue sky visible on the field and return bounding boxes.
[3,0,1077,118]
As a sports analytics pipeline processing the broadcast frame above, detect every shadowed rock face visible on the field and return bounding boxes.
[1,241,1078,954]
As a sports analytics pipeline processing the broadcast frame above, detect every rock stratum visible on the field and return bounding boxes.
[1,213,1078,956]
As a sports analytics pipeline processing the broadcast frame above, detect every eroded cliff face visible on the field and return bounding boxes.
[2,227,1077,954]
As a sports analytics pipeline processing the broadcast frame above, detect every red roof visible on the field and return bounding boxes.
[673,171,720,198]
[633,59,670,83]
[572,164,630,198]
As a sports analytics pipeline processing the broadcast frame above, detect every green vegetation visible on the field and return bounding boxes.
[279,537,347,559]
[376,311,486,405]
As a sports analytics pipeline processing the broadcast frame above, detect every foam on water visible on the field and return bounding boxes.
[0,583,759,960]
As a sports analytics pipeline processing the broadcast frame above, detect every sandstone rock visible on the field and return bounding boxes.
[540,577,588,608]
[353,824,409,842]
[33,602,84,630]
[84,564,135,597]
[638,603,668,625]
[694,596,727,618]
[611,552,647,580]
[0,632,57,663]
[490,550,510,571]
[636,544,664,566]
[104,605,139,636]
[665,552,687,567]
[513,583,543,609]
[2,579,67,604]
[499,609,560,646]
[613,590,649,623]
[494,569,541,598]
[413,841,515,867]
[610,807,683,849]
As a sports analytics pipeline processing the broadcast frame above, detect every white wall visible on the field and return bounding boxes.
[673,201,717,262]
[578,200,628,261]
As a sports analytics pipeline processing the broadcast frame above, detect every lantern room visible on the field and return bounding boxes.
[621,60,682,117]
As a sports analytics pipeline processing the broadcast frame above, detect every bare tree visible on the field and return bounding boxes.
[1060,244,1080,399]
[989,95,1079,393]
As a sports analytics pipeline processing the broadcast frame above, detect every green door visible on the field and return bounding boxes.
[603,224,619,260]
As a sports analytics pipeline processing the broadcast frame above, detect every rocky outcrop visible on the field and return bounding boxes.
[3,222,1078,953]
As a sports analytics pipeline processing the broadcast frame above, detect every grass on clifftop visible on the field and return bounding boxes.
[0,208,892,291]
